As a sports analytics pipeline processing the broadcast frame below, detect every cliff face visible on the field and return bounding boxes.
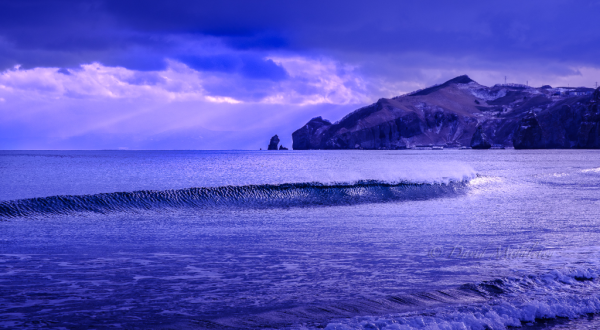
[513,88,600,148]
[291,117,332,150]
[292,75,599,149]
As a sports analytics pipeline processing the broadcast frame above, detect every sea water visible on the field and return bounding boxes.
[1,150,600,329]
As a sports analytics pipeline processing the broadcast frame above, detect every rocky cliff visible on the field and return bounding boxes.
[512,88,600,148]
[292,75,599,149]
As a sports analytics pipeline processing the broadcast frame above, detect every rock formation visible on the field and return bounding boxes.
[268,135,280,150]
[291,117,332,150]
[512,89,600,148]
[513,113,544,149]
[470,125,492,149]
[292,75,599,149]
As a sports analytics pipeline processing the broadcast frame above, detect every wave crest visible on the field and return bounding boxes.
[0,179,470,219]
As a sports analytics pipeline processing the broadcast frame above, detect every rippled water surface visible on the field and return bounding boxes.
[1,150,600,329]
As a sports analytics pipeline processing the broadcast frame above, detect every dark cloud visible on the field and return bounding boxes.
[56,68,71,75]
[199,74,280,102]
[100,49,168,71]
[238,57,287,81]
[178,54,288,81]
[1,0,599,74]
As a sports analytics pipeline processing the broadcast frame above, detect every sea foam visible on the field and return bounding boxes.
[323,267,600,330]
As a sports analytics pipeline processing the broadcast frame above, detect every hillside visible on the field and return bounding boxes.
[292,75,599,149]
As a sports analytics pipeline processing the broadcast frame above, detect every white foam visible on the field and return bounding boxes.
[581,167,600,173]
[468,176,503,186]
[322,267,600,330]
[314,161,477,186]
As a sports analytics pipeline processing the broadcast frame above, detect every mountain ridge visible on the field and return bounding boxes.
[292,75,599,149]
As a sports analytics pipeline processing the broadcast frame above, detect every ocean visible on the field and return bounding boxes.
[1,150,600,329]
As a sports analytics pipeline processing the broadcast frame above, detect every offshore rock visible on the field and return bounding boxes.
[470,126,492,149]
[268,135,280,150]
[292,76,599,149]
[279,145,288,150]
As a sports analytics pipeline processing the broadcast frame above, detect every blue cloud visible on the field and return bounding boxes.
[101,50,167,71]
[177,54,238,73]
[239,57,287,81]
[178,54,288,81]
[56,68,71,75]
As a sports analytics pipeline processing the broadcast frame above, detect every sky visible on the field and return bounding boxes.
[1,0,600,150]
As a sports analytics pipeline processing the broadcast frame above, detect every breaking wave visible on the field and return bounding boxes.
[0,179,472,219]
[323,267,600,330]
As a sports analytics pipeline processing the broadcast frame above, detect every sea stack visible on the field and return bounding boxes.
[268,135,280,150]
